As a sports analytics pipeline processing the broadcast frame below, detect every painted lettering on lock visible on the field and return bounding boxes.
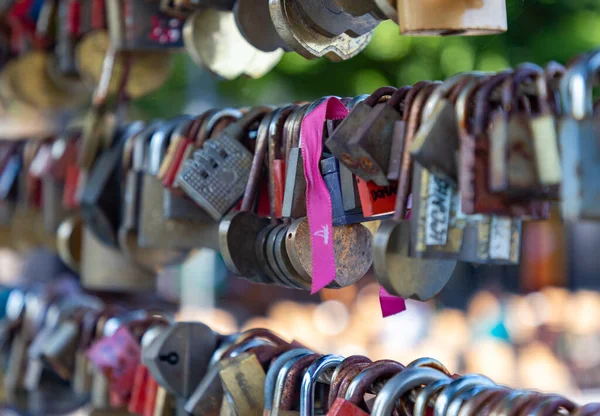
[425,174,452,246]
[370,186,397,202]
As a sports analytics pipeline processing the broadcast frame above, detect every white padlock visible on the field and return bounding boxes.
[397,0,507,36]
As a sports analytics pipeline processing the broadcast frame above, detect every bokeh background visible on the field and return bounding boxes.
[136,0,600,115]
[113,0,600,404]
[5,1,600,414]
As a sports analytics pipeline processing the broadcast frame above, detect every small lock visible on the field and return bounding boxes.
[178,108,271,220]
[326,87,397,185]
[347,87,411,185]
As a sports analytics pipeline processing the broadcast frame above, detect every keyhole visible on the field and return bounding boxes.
[159,352,179,365]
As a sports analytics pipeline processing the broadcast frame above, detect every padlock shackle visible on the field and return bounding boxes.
[402,81,431,123]
[364,86,397,108]
[501,64,542,117]
[149,120,183,175]
[282,353,323,410]
[241,112,272,212]
[423,73,482,119]
[473,71,513,135]
[132,122,161,172]
[388,85,412,113]
[186,109,218,148]
[272,353,320,413]
[300,354,344,415]
[196,108,244,148]
[264,348,313,411]
[455,79,484,140]
[345,360,404,404]
[347,94,369,110]
[561,50,600,119]
[328,355,373,409]
[393,84,438,221]
[220,328,288,359]
[370,368,450,416]
[268,105,296,219]
[413,378,454,416]
[542,61,566,116]
[433,375,496,416]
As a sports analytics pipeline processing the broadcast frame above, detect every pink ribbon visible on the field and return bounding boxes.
[301,98,348,294]
[301,98,407,317]
[379,287,407,317]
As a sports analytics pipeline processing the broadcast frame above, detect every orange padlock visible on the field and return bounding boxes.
[356,177,397,217]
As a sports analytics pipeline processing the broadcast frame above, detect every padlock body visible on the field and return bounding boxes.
[560,117,600,220]
[397,0,507,36]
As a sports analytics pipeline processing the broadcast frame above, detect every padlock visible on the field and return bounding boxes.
[39,297,103,381]
[329,360,404,415]
[185,337,274,416]
[411,72,485,186]
[219,352,266,416]
[355,176,397,219]
[178,107,272,220]
[81,225,155,292]
[271,353,322,416]
[281,101,325,218]
[409,79,496,265]
[143,322,219,401]
[370,368,450,416]
[374,84,457,301]
[489,64,542,197]
[234,0,290,53]
[129,325,168,415]
[332,0,396,21]
[80,123,143,248]
[388,82,432,181]
[350,87,413,185]
[458,71,550,219]
[164,109,242,220]
[396,0,507,36]
[530,62,565,199]
[219,111,272,281]
[326,87,396,184]
[264,349,314,416]
[137,119,220,251]
[183,9,282,80]
[560,50,600,220]
[269,0,374,61]
[321,157,368,225]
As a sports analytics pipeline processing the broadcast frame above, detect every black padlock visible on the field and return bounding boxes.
[321,156,380,226]
[80,123,144,247]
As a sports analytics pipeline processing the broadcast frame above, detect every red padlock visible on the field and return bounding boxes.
[356,177,397,217]
[128,364,149,415]
[143,374,160,416]
[87,326,141,403]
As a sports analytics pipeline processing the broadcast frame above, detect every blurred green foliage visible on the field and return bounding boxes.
[138,0,600,113]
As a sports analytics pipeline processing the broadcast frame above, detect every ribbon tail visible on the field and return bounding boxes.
[379,287,407,317]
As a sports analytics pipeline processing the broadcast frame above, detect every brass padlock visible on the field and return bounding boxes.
[397,0,507,36]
